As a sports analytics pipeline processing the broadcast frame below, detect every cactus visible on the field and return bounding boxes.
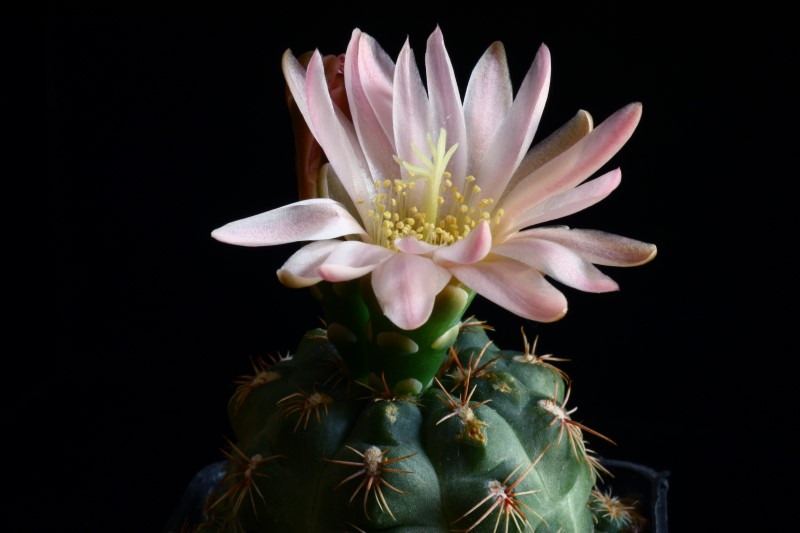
[194,26,657,533]
[195,281,628,532]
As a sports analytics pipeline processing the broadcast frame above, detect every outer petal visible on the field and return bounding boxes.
[371,253,451,330]
[497,103,642,236]
[449,259,568,322]
[492,236,619,292]
[305,52,374,218]
[478,43,551,201]
[433,220,492,266]
[345,30,397,181]
[519,226,657,266]
[317,241,394,281]
[277,240,340,288]
[285,51,350,201]
[501,168,622,235]
[282,49,311,121]
[463,41,512,176]
[500,109,594,205]
[425,26,467,187]
[316,163,363,233]
[210,199,367,246]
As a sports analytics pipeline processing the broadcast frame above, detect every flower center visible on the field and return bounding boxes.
[365,128,504,250]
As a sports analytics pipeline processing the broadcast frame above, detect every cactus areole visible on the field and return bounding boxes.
[202,26,657,533]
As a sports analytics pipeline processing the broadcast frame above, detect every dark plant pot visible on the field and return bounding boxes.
[164,458,669,532]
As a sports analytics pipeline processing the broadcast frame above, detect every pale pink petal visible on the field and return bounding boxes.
[500,168,621,236]
[520,226,657,266]
[211,199,366,246]
[316,164,364,234]
[492,236,619,292]
[497,103,642,236]
[356,31,397,143]
[276,240,340,288]
[449,260,568,323]
[282,50,311,122]
[393,38,430,181]
[425,26,467,186]
[371,253,451,330]
[463,41,512,177]
[345,30,397,180]
[305,52,373,217]
[478,44,551,201]
[395,237,438,255]
[433,220,492,266]
[500,109,593,205]
[317,241,394,282]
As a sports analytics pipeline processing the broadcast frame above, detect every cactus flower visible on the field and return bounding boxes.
[212,26,656,330]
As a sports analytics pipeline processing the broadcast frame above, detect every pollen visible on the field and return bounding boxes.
[368,128,504,250]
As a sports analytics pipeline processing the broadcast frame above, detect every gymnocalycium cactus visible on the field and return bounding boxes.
[200,26,657,533]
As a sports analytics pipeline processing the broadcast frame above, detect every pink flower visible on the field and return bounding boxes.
[212,27,656,330]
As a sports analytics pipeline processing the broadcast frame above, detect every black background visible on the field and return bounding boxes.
[39,6,792,533]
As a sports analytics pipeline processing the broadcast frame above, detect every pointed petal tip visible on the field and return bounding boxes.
[575,109,594,129]
[276,268,320,288]
[636,243,658,266]
[210,226,234,245]
[536,42,551,61]
[626,101,643,119]
[541,305,568,323]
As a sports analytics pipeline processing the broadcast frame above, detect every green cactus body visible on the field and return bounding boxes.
[196,283,630,532]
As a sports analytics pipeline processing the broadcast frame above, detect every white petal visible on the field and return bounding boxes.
[393,38,430,182]
[500,109,594,205]
[305,51,374,218]
[371,253,451,330]
[478,43,551,201]
[463,41,512,177]
[317,241,394,282]
[433,220,492,266]
[425,26,467,186]
[502,168,621,234]
[492,236,619,292]
[276,240,340,288]
[449,259,568,323]
[497,103,642,237]
[395,237,438,255]
[211,199,366,246]
[282,49,311,123]
[345,30,397,181]
[356,31,396,142]
[317,164,364,237]
[520,226,657,266]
